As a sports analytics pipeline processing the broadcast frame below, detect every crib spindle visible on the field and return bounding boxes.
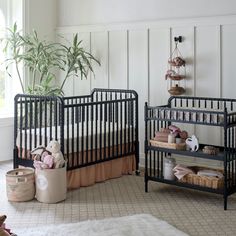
[24,98,28,159]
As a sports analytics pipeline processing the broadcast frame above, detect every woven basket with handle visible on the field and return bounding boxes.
[6,168,35,202]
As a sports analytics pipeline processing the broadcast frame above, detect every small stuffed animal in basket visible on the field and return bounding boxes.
[31,146,47,161]
[46,140,65,168]
[186,135,199,152]
[31,147,53,169]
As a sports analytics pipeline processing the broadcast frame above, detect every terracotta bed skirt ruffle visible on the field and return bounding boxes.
[67,155,135,189]
[17,146,136,189]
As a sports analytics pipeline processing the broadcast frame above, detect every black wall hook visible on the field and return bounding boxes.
[174,36,183,43]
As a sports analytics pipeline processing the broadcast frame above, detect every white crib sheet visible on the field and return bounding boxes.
[16,122,133,153]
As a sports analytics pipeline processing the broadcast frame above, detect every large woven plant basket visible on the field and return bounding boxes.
[6,168,35,202]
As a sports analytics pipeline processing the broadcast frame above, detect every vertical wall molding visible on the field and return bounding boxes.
[218,25,223,99]
[147,29,150,104]
[193,26,197,135]
[89,32,92,92]
[107,31,110,89]
[218,25,223,145]
[127,30,129,89]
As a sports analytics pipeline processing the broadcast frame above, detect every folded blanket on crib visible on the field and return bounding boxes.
[197,169,223,178]
[173,164,195,180]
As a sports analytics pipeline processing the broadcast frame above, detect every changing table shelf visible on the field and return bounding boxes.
[148,177,223,195]
[147,143,225,161]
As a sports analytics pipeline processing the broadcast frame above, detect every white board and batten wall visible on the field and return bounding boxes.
[57,15,236,167]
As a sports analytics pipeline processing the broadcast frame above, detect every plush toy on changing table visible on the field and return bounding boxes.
[186,135,199,152]
[46,140,65,168]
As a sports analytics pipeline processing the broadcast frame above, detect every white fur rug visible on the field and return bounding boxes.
[15,214,188,236]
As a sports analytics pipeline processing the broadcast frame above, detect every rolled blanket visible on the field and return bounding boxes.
[173,164,195,180]
[197,169,223,178]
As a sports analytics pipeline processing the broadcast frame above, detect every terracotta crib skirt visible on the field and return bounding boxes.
[17,146,136,189]
[67,155,135,189]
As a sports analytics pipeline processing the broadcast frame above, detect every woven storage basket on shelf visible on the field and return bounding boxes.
[150,139,186,150]
[6,168,35,202]
[180,167,224,190]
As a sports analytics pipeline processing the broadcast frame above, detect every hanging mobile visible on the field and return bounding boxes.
[165,36,186,95]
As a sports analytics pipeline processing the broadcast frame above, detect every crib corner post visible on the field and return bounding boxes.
[13,148,18,169]
[57,96,65,156]
[135,141,140,175]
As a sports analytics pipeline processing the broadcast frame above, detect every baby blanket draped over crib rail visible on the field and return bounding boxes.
[13,88,139,188]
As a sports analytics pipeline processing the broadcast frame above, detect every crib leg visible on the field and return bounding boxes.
[145,180,148,192]
[224,195,228,210]
[145,175,148,192]
[135,141,140,175]
[13,148,18,169]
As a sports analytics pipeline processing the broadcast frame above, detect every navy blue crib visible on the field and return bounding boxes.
[14,88,139,184]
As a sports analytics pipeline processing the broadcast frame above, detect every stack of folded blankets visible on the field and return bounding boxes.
[154,125,188,142]
[173,164,223,180]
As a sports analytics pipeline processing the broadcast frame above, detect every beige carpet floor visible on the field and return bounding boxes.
[1,161,236,236]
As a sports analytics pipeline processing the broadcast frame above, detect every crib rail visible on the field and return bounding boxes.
[168,96,236,112]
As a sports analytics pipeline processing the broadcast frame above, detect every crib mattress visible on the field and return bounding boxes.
[16,122,134,154]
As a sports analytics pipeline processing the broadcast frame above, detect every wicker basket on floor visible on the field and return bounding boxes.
[6,168,35,202]
[180,167,224,190]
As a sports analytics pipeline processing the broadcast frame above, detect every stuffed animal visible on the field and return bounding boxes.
[0,215,16,236]
[33,160,44,170]
[41,155,54,169]
[169,125,180,133]
[33,156,54,170]
[186,135,199,152]
[31,146,47,161]
[46,140,65,168]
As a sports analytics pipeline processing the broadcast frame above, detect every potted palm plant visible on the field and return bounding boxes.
[1,23,100,96]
